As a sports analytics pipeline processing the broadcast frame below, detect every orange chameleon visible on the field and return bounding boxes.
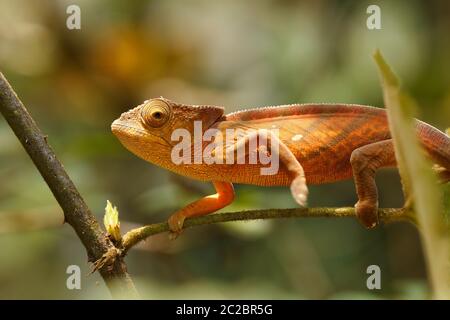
[112,98,450,235]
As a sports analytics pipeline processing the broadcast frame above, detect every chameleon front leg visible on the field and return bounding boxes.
[168,181,235,235]
[225,129,308,206]
[350,139,396,228]
[168,129,308,236]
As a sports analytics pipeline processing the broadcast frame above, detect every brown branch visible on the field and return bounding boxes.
[0,72,139,299]
[121,206,413,253]
[93,206,412,271]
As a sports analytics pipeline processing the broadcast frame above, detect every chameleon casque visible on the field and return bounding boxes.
[112,97,450,234]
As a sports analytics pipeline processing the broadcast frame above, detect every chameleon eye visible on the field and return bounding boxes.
[140,99,171,128]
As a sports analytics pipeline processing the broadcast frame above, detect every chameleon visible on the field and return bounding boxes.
[111,97,450,235]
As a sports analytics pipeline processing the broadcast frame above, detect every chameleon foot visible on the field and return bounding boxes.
[168,212,186,239]
[355,199,379,228]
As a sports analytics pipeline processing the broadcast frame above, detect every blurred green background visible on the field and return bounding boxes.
[0,0,449,299]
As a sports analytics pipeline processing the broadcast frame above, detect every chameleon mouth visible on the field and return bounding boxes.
[111,119,170,147]
[111,120,147,138]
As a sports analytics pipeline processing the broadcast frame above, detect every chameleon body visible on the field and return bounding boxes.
[112,98,450,234]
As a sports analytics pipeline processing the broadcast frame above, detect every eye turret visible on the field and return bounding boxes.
[140,99,171,128]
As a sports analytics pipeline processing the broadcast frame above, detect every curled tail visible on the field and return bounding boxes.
[416,121,450,179]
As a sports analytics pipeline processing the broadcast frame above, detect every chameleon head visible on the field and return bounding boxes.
[111,97,224,168]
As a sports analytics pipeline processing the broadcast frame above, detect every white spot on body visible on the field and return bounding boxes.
[291,134,303,142]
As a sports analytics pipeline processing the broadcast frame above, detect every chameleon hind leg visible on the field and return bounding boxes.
[168,181,235,236]
[350,139,396,228]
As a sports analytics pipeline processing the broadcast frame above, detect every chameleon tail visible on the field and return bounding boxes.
[416,120,450,174]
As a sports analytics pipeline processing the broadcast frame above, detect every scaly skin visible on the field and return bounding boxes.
[112,98,450,234]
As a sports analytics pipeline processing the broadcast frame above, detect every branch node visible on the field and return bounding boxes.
[92,247,124,273]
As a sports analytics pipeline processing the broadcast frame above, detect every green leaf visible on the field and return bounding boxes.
[104,200,121,242]
[373,50,450,299]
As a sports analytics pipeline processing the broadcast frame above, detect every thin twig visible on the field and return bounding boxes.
[0,72,139,299]
[121,207,412,253]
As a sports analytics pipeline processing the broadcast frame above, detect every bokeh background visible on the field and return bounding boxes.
[0,0,449,299]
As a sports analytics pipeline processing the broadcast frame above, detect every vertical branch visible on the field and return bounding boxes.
[0,72,139,299]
